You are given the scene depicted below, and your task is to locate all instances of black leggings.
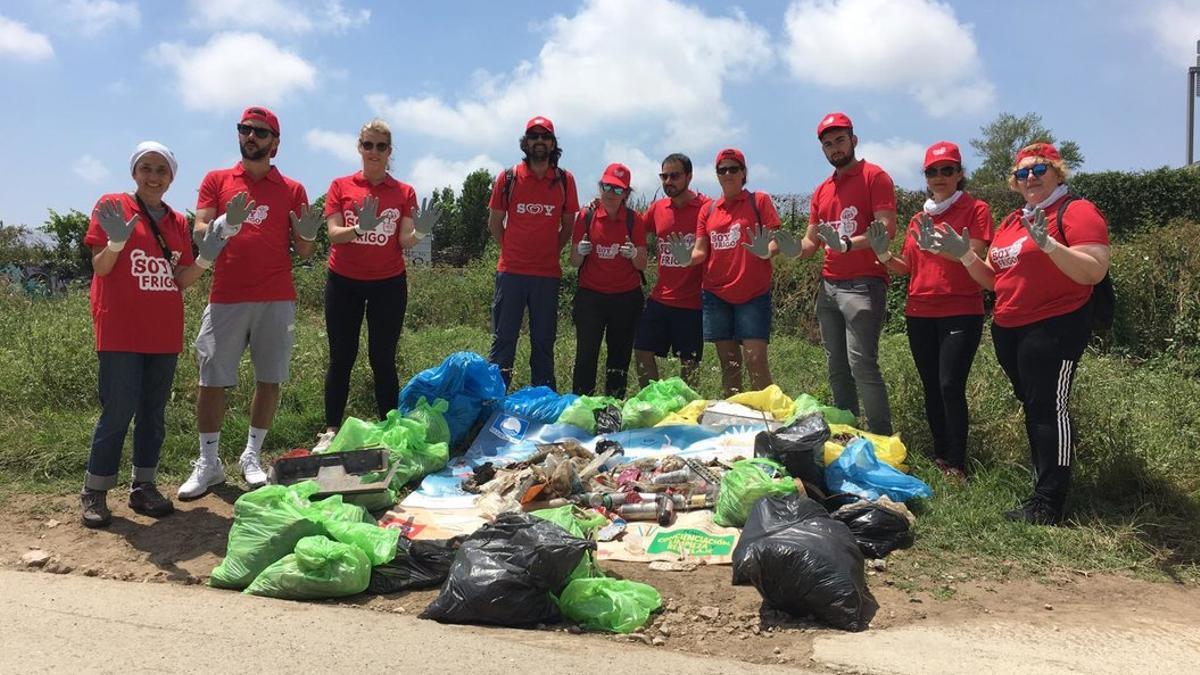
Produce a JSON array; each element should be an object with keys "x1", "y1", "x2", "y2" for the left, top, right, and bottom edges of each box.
[
  {"x1": 324, "y1": 270, "x2": 408, "y2": 426},
  {"x1": 906, "y1": 314, "x2": 983, "y2": 471},
  {"x1": 572, "y1": 287, "x2": 644, "y2": 398}
]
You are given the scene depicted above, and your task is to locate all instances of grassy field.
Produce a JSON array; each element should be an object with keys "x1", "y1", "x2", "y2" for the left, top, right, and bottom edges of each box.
[{"x1": 1, "y1": 262, "x2": 1198, "y2": 585}]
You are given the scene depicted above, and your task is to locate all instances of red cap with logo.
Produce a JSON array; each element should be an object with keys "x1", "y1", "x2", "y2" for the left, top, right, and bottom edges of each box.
[
  {"x1": 715, "y1": 147, "x2": 746, "y2": 168},
  {"x1": 601, "y1": 163, "x2": 631, "y2": 190},
  {"x1": 525, "y1": 115, "x2": 555, "y2": 135},
  {"x1": 241, "y1": 106, "x2": 280, "y2": 135},
  {"x1": 1015, "y1": 142, "x2": 1062, "y2": 165},
  {"x1": 924, "y1": 141, "x2": 962, "y2": 168},
  {"x1": 817, "y1": 112, "x2": 853, "y2": 138}
]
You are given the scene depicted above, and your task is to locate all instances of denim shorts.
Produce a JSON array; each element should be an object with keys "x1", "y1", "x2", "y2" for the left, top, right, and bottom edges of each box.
[{"x1": 702, "y1": 289, "x2": 772, "y2": 342}]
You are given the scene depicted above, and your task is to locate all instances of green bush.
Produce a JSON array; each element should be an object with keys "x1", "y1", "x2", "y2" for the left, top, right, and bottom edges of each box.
[
  {"x1": 1072, "y1": 166, "x2": 1200, "y2": 240},
  {"x1": 1106, "y1": 219, "x2": 1200, "y2": 360}
]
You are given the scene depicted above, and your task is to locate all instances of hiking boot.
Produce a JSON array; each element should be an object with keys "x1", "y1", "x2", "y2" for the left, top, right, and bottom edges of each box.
[
  {"x1": 81, "y1": 489, "x2": 112, "y2": 528},
  {"x1": 129, "y1": 482, "x2": 174, "y2": 518},
  {"x1": 177, "y1": 457, "x2": 225, "y2": 500},
  {"x1": 1026, "y1": 501, "x2": 1063, "y2": 526},
  {"x1": 313, "y1": 430, "x2": 336, "y2": 453},
  {"x1": 1003, "y1": 497, "x2": 1037, "y2": 523},
  {"x1": 239, "y1": 450, "x2": 268, "y2": 488}
]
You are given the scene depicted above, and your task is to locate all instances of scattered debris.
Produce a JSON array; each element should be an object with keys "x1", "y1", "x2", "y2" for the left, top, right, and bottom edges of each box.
[
  {"x1": 649, "y1": 560, "x2": 699, "y2": 573},
  {"x1": 698, "y1": 606, "x2": 721, "y2": 620},
  {"x1": 21, "y1": 549, "x2": 50, "y2": 568}
]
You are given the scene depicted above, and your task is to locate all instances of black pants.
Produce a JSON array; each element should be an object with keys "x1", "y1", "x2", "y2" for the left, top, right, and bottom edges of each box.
[
  {"x1": 572, "y1": 287, "x2": 644, "y2": 398},
  {"x1": 906, "y1": 314, "x2": 983, "y2": 472},
  {"x1": 489, "y1": 272, "x2": 560, "y2": 389},
  {"x1": 991, "y1": 303, "x2": 1091, "y2": 513},
  {"x1": 324, "y1": 270, "x2": 408, "y2": 426}
]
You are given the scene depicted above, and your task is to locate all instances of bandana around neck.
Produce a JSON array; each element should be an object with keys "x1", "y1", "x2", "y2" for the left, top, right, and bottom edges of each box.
[
  {"x1": 1023, "y1": 184, "x2": 1070, "y2": 217},
  {"x1": 923, "y1": 190, "x2": 962, "y2": 217}
]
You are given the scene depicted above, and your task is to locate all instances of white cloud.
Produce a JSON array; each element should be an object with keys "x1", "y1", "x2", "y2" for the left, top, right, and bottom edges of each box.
[
  {"x1": 857, "y1": 138, "x2": 926, "y2": 189},
  {"x1": 406, "y1": 154, "x2": 504, "y2": 199},
  {"x1": 152, "y1": 32, "x2": 317, "y2": 112},
  {"x1": 73, "y1": 155, "x2": 110, "y2": 183},
  {"x1": 781, "y1": 0, "x2": 994, "y2": 117},
  {"x1": 63, "y1": 1, "x2": 140, "y2": 36},
  {"x1": 599, "y1": 143, "x2": 665, "y2": 201},
  {"x1": 304, "y1": 129, "x2": 360, "y2": 164},
  {"x1": 0, "y1": 16, "x2": 54, "y2": 61},
  {"x1": 1140, "y1": 1, "x2": 1200, "y2": 65},
  {"x1": 187, "y1": 0, "x2": 368, "y2": 34},
  {"x1": 368, "y1": 0, "x2": 771, "y2": 149}
]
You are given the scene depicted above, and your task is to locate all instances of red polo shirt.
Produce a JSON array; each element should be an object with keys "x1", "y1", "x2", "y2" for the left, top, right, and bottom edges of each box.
[
  {"x1": 572, "y1": 204, "x2": 647, "y2": 294},
  {"x1": 644, "y1": 194, "x2": 709, "y2": 309},
  {"x1": 990, "y1": 195, "x2": 1109, "y2": 328},
  {"x1": 696, "y1": 190, "x2": 781, "y2": 304},
  {"x1": 488, "y1": 163, "x2": 580, "y2": 278},
  {"x1": 901, "y1": 194, "x2": 993, "y2": 318},
  {"x1": 85, "y1": 193, "x2": 195, "y2": 353},
  {"x1": 196, "y1": 163, "x2": 308, "y2": 303},
  {"x1": 324, "y1": 172, "x2": 416, "y2": 281},
  {"x1": 809, "y1": 160, "x2": 896, "y2": 281}
]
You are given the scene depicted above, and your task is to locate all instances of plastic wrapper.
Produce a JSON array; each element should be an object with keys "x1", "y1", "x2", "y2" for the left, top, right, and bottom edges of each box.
[
  {"x1": 398, "y1": 351, "x2": 507, "y2": 447},
  {"x1": 825, "y1": 438, "x2": 932, "y2": 502}
]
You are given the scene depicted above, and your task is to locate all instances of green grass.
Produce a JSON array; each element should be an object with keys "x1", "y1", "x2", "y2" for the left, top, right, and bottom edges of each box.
[{"x1": 1, "y1": 263, "x2": 1198, "y2": 586}]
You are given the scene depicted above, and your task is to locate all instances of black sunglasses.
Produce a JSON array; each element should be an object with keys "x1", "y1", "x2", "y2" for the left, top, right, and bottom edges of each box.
[
  {"x1": 659, "y1": 171, "x2": 684, "y2": 181},
  {"x1": 1013, "y1": 163, "x2": 1050, "y2": 181},
  {"x1": 600, "y1": 184, "x2": 628, "y2": 196},
  {"x1": 526, "y1": 132, "x2": 555, "y2": 141},
  {"x1": 360, "y1": 141, "x2": 390, "y2": 152},
  {"x1": 924, "y1": 165, "x2": 959, "y2": 178},
  {"x1": 716, "y1": 165, "x2": 743, "y2": 176},
  {"x1": 237, "y1": 124, "x2": 274, "y2": 140}
]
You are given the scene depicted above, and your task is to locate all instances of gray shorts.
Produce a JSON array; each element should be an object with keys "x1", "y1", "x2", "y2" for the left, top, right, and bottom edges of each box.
[{"x1": 195, "y1": 301, "x2": 296, "y2": 387}]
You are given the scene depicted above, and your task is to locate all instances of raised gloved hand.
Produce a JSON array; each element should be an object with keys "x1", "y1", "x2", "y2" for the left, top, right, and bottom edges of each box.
[
  {"x1": 1020, "y1": 207, "x2": 1056, "y2": 253},
  {"x1": 665, "y1": 233, "x2": 693, "y2": 266},
  {"x1": 866, "y1": 220, "x2": 892, "y2": 262},
  {"x1": 353, "y1": 195, "x2": 382, "y2": 235},
  {"x1": 816, "y1": 222, "x2": 849, "y2": 253},
  {"x1": 576, "y1": 233, "x2": 593, "y2": 256},
  {"x1": 619, "y1": 236, "x2": 636, "y2": 259},
  {"x1": 194, "y1": 219, "x2": 228, "y2": 270},
  {"x1": 913, "y1": 212, "x2": 937, "y2": 252},
  {"x1": 96, "y1": 199, "x2": 138, "y2": 252},
  {"x1": 290, "y1": 204, "x2": 323, "y2": 242},
  {"x1": 741, "y1": 225, "x2": 772, "y2": 259},
  {"x1": 221, "y1": 192, "x2": 254, "y2": 239},
  {"x1": 773, "y1": 229, "x2": 800, "y2": 258},
  {"x1": 413, "y1": 197, "x2": 441, "y2": 240},
  {"x1": 930, "y1": 225, "x2": 973, "y2": 263}
]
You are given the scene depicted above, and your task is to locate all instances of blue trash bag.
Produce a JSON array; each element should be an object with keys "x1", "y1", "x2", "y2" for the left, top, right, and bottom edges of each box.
[
  {"x1": 825, "y1": 438, "x2": 932, "y2": 502},
  {"x1": 495, "y1": 386, "x2": 579, "y2": 424},
  {"x1": 398, "y1": 352, "x2": 507, "y2": 448}
]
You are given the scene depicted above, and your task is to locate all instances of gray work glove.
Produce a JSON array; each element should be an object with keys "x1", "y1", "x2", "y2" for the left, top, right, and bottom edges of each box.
[
  {"x1": 619, "y1": 236, "x2": 636, "y2": 259},
  {"x1": 413, "y1": 197, "x2": 441, "y2": 240},
  {"x1": 1020, "y1": 207, "x2": 1056, "y2": 253},
  {"x1": 741, "y1": 225, "x2": 772, "y2": 259},
  {"x1": 913, "y1": 212, "x2": 937, "y2": 251},
  {"x1": 931, "y1": 225, "x2": 974, "y2": 263},
  {"x1": 353, "y1": 195, "x2": 382, "y2": 235},
  {"x1": 816, "y1": 221, "x2": 849, "y2": 253},
  {"x1": 773, "y1": 229, "x2": 800, "y2": 258},
  {"x1": 576, "y1": 233, "x2": 592, "y2": 256},
  {"x1": 665, "y1": 233, "x2": 692, "y2": 266},
  {"x1": 220, "y1": 192, "x2": 254, "y2": 239},
  {"x1": 290, "y1": 204, "x2": 323, "y2": 242},
  {"x1": 866, "y1": 220, "x2": 892, "y2": 262},
  {"x1": 96, "y1": 199, "x2": 138, "y2": 252},
  {"x1": 194, "y1": 220, "x2": 228, "y2": 270}
]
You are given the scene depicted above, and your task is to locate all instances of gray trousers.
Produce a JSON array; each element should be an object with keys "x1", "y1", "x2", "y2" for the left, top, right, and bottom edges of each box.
[{"x1": 816, "y1": 277, "x2": 892, "y2": 434}]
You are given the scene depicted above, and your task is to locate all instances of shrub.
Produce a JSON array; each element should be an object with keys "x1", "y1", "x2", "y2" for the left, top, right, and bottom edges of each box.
[{"x1": 1106, "y1": 219, "x2": 1200, "y2": 360}]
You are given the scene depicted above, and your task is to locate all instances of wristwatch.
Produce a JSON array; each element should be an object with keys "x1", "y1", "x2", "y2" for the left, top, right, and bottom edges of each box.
[{"x1": 841, "y1": 235, "x2": 852, "y2": 252}]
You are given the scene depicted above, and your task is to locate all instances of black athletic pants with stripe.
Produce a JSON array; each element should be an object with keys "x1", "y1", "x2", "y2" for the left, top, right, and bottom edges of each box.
[{"x1": 990, "y1": 302, "x2": 1091, "y2": 514}]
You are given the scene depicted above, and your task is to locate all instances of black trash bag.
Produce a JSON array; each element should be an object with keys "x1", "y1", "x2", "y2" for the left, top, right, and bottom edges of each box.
[
  {"x1": 732, "y1": 493, "x2": 878, "y2": 632},
  {"x1": 420, "y1": 512, "x2": 595, "y2": 626},
  {"x1": 831, "y1": 502, "x2": 914, "y2": 559},
  {"x1": 366, "y1": 536, "x2": 465, "y2": 595},
  {"x1": 754, "y1": 413, "x2": 830, "y2": 489},
  {"x1": 594, "y1": 405, "x2": 623, "y2": 435}
]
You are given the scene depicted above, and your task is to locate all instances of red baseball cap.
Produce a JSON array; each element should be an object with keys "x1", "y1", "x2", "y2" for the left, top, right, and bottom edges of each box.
[
  {"x1": 715, "y1": 147, "x2": 746, "y2": 168},
  {"x1": 924, "y1": 141, "x2": 962, "y2": 168},
  {"x1": 1015, "y1": 142, "x2": 1062, "y2": 165},
  {"x1": 241, "y1": 106, "x2": 280, "y2": 135},
  {"x1": 525, "y1": 115, "x2": 555, "y2": 135},
  {"x1": 817, "y1": 112, "x2": 852, "y2": 138},
  {"x1": 601, "y1": 163, "x2": 631, "y2": 189}
]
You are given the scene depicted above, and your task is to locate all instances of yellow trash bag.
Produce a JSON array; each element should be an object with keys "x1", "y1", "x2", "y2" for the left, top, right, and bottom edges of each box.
[
  {"x1": 823, "y1": 424, "x2": 909, "y2": 473},
  {"x1": 655, "y1": 399, "x2": 710, "y2": 426},
  {"x1": 726, "y1": 385, "x2": 794, "y2": 421}
]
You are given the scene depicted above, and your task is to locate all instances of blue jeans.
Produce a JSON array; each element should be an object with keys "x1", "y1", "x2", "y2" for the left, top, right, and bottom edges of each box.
[
  {"x1": 85, "y1": 352, "x2": 178, "y2": 490},
  {"x1": 489, "y1": 272, "x2": 560, "y2": 389}
]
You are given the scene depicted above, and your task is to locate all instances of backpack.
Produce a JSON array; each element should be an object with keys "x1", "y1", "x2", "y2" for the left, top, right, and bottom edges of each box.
[
  {"x1": 1054, "y1": 195, "x2": 1116, "y2": 332},
  {"x1": 502, "y1": 164, "x2": 568, "y2": 213},
  {"x1": 581, "y1": 205, "x2": 646, "y2": 286},
  {"x1": 706, "y1": 191, "x2": 762, "y2": 226}
]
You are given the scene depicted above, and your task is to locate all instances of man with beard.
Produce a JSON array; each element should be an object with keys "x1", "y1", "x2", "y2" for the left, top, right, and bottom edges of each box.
[
  {"x1": 486, "y1": 115, "x2": 580, "y2": 389},
  {"x1": 633, "y1": 153, "x2": 709, "y2": 389},
  {"x1": 795, "y1": 112, "x2": 898, "y2": 434},
  {"x1": 178, "y1": 106, "x2": 323, "y2": 499}
]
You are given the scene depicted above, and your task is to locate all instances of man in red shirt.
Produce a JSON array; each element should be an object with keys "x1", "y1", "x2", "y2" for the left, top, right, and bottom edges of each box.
[
  {"x1": 178, "y1": 106, "x2": 323, "y2": 500},
  {"x1": 797, "y1": 113, "x2": 898, "y2": 434},
  {"x1": 486, "y1": 116, "x2": 580, "y2": 389},
  {"x1": 633, "y1": 153, "x2": 708, "y2": 389}
]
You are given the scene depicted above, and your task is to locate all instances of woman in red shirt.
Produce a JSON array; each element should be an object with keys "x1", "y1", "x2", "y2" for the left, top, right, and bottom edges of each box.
[
  {"x1": 933, "y1": 142, "x2": 1111, "y2": 525},
  {"x1": 81, "y1": 141, "x2": 226, "y2": 527},
  {"x1": 568, "y1": 162, "x2": 648, "y2": 398},
  {"x1": 867, "y1": 142, "x2": 992, "y2": 482}
]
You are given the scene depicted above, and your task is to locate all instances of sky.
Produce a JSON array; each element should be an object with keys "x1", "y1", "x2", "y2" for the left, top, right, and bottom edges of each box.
[{"x1": 1, "y1": 0, "x2": 1198, "y2": 230}]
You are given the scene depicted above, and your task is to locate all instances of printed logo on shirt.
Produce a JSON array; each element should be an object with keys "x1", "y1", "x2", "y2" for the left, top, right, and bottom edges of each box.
[
  {"x1": 596, "y1": 243, "x2": 620, "y2": 259},
  {"x1": 244, "y1": 204, "x2": 269, "y2": 226},
  {"x1": 837, "y1": 205, "x2": 859, "y2": 237},
  {"x1": 658, "y1": 234, "x2": 696, "y2": 267},
  {"x1": 710, "y1": 223, "x2": 743, "y2": 251},
  {"x1": 129, "y1": 249, "x2": 180, "y2": 291},
  {"x1": 990, "y1": 236, "x2": 1028, "y2": 270},
  {"x1": 514, "y1": 202, "x2": 557, "y2": 216},
  {"x1": 344, "y1": 207, "x2": 401, "y2": 247}
]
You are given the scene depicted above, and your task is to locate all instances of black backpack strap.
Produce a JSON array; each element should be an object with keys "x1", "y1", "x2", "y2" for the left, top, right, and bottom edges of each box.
[
  {"x1": 749, "y1": 191, "x2": 762, "y2": 227},
  {"x1": 502, "y1": 166, "x2": 516, "y2": 211},
  {"x1": 1054, "y1": 193, "x2": 1079, "y2": 246},
  {"x1": 557, "y1": 167, "x2": 568, "y2": 209},
  {"x1": 132, "y1": 194, "x2": 175, "y2": 272}
]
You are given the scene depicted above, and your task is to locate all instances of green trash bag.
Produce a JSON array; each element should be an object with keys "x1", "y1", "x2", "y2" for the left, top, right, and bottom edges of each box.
[
  {"x1": 713, "y1": 458, "x2": 798, "y2": 528},
  {"x1": 532, "y1": 505, "x2": 608, "y2": 582},
  {"x1": 620, "y1": 378, "x2": 700, "y2": 429},
  {"x1": 309, "y1": 494, "x2": 399, "y2": 565},
  {"x1": 210, "y1": 481, "x2": 326, "y2": 590},
  {"x1": 405, "y1": 396, "x2": 451, "y2": 446},
  {"x1": 323, "y1": 410, "x2": 449, "y2": 493},
  {"x1": 244, "y1": 535, "x2": 371, "y2": 600},
  {"x1": 789, "y1": 393, "x2": 856, "y2": 427},
  {"x1": 558, "y1": 577, "x2": 662, "y2": 634},
  {"x1": 556, "y1": 395, "x2": 620, "y2": 434}
]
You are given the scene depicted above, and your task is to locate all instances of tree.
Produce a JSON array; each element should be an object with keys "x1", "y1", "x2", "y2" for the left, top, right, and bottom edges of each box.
[
  {"x1": 969, "y1": 113, "x2": 1084, "y2": 186},
  {"x1": 456, "y1": 169, "x2": 494, "y2": 261},
  {"x1": 42, "y1": 208, "x2": 92, "y2": 276}
]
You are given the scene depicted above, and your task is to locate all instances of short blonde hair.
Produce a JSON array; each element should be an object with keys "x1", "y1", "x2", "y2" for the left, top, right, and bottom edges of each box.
[{"x1": 1007, "y1": 143, "x2": 1069, "y2": 192}]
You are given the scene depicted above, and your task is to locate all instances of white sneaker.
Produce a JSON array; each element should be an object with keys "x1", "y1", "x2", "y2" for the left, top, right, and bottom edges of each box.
[
  {"x1": 177, "y1": 457, "x2": 225, "y2": 500},
  {"x1": 239, "y1": 450, "x2": 268, "y2": 488},
  {"x1": 313, "y1": 430, "x2": 336, "y2": 453}
]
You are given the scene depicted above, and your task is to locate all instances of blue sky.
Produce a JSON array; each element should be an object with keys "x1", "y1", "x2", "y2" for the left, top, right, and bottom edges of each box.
[{"x1": 1, "y1": 0, "x2": 1197, "y2": 230}]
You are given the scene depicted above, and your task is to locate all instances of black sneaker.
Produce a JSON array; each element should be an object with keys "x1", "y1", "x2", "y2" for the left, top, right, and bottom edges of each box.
[
  {"x1": 81, "y1": 489, "x2": 112, "y2": 528},
  {"x1": 1026, "y1": 501, "x2": 1063, "y2": 526},
  {"x1": 129, "y1": 482, "x2": 175, "y2": 518}
]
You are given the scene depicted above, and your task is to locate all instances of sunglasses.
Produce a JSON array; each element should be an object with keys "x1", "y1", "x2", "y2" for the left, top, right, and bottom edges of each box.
[
  {"x1": 924, "y1": 165, "x2": 959, "y2": 178},
  {"x1": 526, "y1": 132, "x2": 555, "y2": 141},
  {"x1": 236, "y1": 124, "x2": 274, "y2": 140},
  {"x1": 1013, "y1": 163, "x2": 1050, "y2": 181},
  {"x1": 360, "y1": 141, "x2": 390, "y2": 152},
  {"x1": 600, "y1": 184, "x2": 628, "y2": 196},
  {"x1": 659, "y1": 171, "x2": 684, "y2": 181},
  {"x1": 716, "y1": 165, "x2": 744, "y2": 176}
]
